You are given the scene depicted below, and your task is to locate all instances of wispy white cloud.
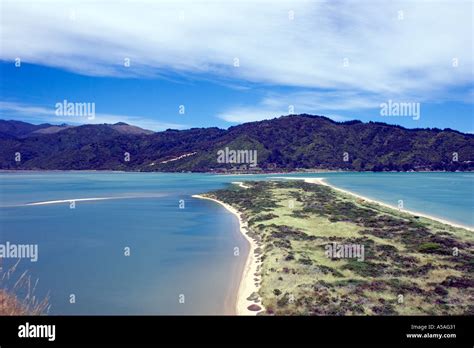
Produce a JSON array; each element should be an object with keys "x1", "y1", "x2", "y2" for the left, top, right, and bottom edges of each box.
[
  {"x1": 217, "y1": 90, "x2": 382, "y2": 122},
  {"x1": 0, "y1": 101, "x2": 188, "y2": 131},
  {"x1": 1, "y1": 0, "x2": 472, "y2": 124}
]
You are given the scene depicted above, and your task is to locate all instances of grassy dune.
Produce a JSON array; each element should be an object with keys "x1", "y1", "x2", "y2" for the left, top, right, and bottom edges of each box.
[{"x1": 203, "y1": 180, "x2": 474, "y2": 315}]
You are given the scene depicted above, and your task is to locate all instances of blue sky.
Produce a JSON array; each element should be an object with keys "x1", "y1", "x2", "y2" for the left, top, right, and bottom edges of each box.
[{"x1": 0, "y1": 0, "x2": 473, "y2": 132}]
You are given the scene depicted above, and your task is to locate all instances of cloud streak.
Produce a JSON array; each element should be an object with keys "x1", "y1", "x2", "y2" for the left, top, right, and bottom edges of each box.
[
  {"x1": 218, "y1": 90, "x2": 392, "y2": 122},
  {"x1": 0, "y1": 101, "x2": 188, "y2": 131},
  {"x1": 1, "y1": 0, "x2": 472, "y2": 124}
]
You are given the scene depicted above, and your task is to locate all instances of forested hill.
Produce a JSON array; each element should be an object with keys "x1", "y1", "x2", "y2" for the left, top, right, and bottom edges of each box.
[{"x1": 0, "y1": 115, "x2": 472, "y2": 172}]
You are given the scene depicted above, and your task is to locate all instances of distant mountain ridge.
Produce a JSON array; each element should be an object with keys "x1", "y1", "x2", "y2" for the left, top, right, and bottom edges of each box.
[
  {"x1": 0, "y1": 115, "x2": 472, "y2": 172},
  {"x1": 0, "y1": 120, "x2": 153, "y2": 138},
  {"x1": 0, "y1": 120, "x2": 61, "y2": 138}
]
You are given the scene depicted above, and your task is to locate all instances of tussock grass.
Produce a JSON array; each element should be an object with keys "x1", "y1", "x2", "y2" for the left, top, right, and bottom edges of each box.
[
  {"x1": 205, "y1": 180, "x2": 474, "y2": 315},
  {"x1": 0, "y1": 260, "x2": 50, "y2": 315}
]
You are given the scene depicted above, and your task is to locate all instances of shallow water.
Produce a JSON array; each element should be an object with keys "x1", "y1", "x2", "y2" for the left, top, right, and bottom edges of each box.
[{"x1": 0, "y1": 171, "x2": 472, "y2": 314}]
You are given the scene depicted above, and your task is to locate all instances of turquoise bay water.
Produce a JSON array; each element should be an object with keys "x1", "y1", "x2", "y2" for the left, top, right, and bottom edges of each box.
[
  {"x1": 0, "y1": 172, "x2": 472, "y2": 314},
  {"x1": 280, "y1": 172, "x2": 474, "y2": 227}
]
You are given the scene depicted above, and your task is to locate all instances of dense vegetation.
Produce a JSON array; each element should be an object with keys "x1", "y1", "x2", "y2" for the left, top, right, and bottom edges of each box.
[
  {"x1": 205, "y1": 181, "x2": 474, "y2": 315},
  {"x1": 0, "y1": 115, "x2": 473, "y2": 171}
]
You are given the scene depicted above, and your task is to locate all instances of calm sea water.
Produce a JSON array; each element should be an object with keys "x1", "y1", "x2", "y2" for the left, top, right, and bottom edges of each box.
[
  {"x1": 0, "y1": 172, "x2": 472, "y2": 314},
  {"x1": 277, "y1": 172, "x2": 474, "y2": 227}
]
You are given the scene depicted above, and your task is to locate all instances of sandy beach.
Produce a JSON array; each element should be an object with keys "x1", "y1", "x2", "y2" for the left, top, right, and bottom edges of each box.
[
  {"x1": 192, "y1": 194, "x2": 264, "y2": 315},
  {"x1": 279, "y1": 177, "x2": 474, "y2": 231},
  {"x1": 231, "y1": 181, "x2": 250, "y2": 189},
  {"x1": 194, "y1": 176, "x2": 472, "y2": 315}
]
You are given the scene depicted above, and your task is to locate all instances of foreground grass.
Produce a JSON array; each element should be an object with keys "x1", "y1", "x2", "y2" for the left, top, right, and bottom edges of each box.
[
  {"x1": 204, "y1": 180, "x2": 474, "y2": 315},
  {"x1": 0, "y1": 261, "x2": 50, "y2": 315}
]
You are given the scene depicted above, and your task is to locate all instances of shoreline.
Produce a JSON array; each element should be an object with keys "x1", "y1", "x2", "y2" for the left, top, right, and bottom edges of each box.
[
  {"x1": 279, "y1": 177, "x2": 473, "y2": 232},
  {"x1": 2, "y1": 169, "x2": 473, "y2": 174},
  {"x1": 231, "y1": 181, "x2": 250, "y2": 189},
  {"x1": 192, "y1": 194, "x2": 264, "y2": 315}
]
